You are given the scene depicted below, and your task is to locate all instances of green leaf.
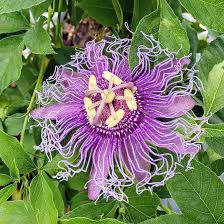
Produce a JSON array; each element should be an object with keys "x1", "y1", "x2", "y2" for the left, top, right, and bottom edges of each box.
[
  {"x1": 43, "y1": 172, "x2": 65, "y2": 217},
  {"x1": 211, "y1": 159, "x2": 224, "y2": 176},
  {"x1": 167, "y1": 160, "x2": 224, "y2": 224},
  {"x1": 67, "y1": 172, "x2": 89, "y2": 191},
  {"x1": 10, "y1": 159, "x2": 20, "y2": 181},
  {"x1": 124, "y1": 187, "x2": 160, "y2": 223},
  {"x1": 0, "y1": 201, "x2": 38, "y2": 224},
  {"x1": 0, "y1": 35, "x2": 24, "y2": 94},
  {"x1": 30, "y1": 172, "x2": 58, "y2": 224},
  {"x1": 205, "y1": 137, "x2": 224, "y2": 157},
  {"x1": 42, "y1": 153, "x2": 64, "y2": 173},
  {"x1": 0, "y1": 0, "x2": 47, "y2": 14},
  {"x1": 198, "y1": 35, "x2": 224, "y2": 114},
  {"x1": 0, "y1": 130, "x2": 35, "y2": 174},
  {"x1": 60, "y1": 217, "x2": 123, "y2": 224},
  {"x1": 179, "y1": 0, "x2": 224, "y2": 32},
  {"x1": 112, "y1": 0, "x2": 123, "y2": 29},
  {"x1": 202, "y1": 61, "x2": 224, "y2": 115},
  {"x1": 0, "y1": 182, "x2": 17, "y2": 206},
  {"x1": 199, "y1": 36, "x2": 224, "y2": 81},
  {"x1": 139, "y1": 214, "x2": 192, "y2": 224},
  {"x1": 4, "y1": 113, "x2": 25, "y2": 136},
  {"x1": 71, "y1": 191, "x2": 89, "y2": 210},
  {"x1": 31, "y1": 0, "x2": 52, "y2": 21},
  {"x1": 203, "y1": 123, "x2": 224, "y2": 137},
  {"x1": 62, "y1": 192, "x2": 118, "y2": 220},
  {"x1": 24, "y1": 18, "x2": 55, "y2": 54},
  {"x1": 129, "y1": 0, "x2": 189, "y2": 69},
  {"x1": 0, "y1": 12, "x2": 29, "y2": 34},
  {"x1": 79, "y1": 0, "x2": 119, "y2": 27},
  {"x1": 131, "y1": 0, "x2": 152, "y2": 30},
  {"x1": 0, "y1": 174, "x2": 13, "y2": 187}
]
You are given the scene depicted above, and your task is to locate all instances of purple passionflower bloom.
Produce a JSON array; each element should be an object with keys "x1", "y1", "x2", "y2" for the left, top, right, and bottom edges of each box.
[{"x1": 30, "y1": 34, "x2": 203, "y2": 202}]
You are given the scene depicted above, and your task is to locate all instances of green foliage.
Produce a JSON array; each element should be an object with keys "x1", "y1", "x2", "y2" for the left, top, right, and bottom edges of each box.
[
  {"x1": 179, "y1": 0, "x2": 224, "y2": 32},
  {"x1": 24, "y1": 17, "x2": 55, "y2": 54},
  {"x1": 123, "y1": 187, "x2": 160, "y2": 223},
  {"x1": 30, "y1": 172, "x2": 58, "y2": 224},
  {"x1": 0, "y1": 0, "x2": 47, "y2": 14},
  {"x1": 167, "y1": 160, "x2": 224, "y2": 224},
  {"x1": 0, "y1": 130, "x2": 35, "y2": 174},
  {"x1": 60, "y1": 217, "x2": 124, "y2": 224},
  {"x1": 0, "y1": 35, "x2": 24, "y2": 94},
  {"x1": 112, "y1": 0, "x2": 123, "y2": 29},
  {"x1": 129, "y1": 0, "x2": 189, "y2": 69},
  {"x1": 0, "y1": 12, "x2": 29, "y2": 34},
  {"x1": 0, "y1": 174, "x2": 13, "y2": 186},
  {"x1": 139, "y1": 214, "x2": 192, "y2": 224},
  {"x1": 0, "y1": 201, "x2": 38, "y2": 224},
  {"x1": 0, "y1": 182, "x2": 17, "y2": 205},
  {"x1": 131, "y1": 0, "x2": 153, "y2": 31},
  {"x1": 199, "y1": 36, "x2": 224, "y2": 115},
  {"x1": 202, "y1": 61, "x2": 224, "y2": 115},
  {"x1": 62, "y1": 191, "x2": 118, "y2": 220}
]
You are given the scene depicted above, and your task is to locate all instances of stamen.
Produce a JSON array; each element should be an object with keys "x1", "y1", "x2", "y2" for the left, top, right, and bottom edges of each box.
[
  {"x1": 106, "y1": 109, "x2": 125, "y2": 128},
  {"x1": 102, "y1": 71, "x2": 122, "y2": 85},
  {"x1": 124, "y1": 89, "x2": 137, "y2": 111},
  {"x1": 84, "y1": 97, "x2": 96, "y2": 122},
  {"x1": 88, "y1": 75, "x2": 99, "y2": 91},
  {"x1": 101, "y1": 90, "x2": 115, "y2": 103}
]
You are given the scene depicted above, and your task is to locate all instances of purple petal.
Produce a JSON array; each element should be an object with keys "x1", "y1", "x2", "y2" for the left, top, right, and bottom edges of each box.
[
  {"x1": 142, "y1": 117, "x2": 196, "y2": 154},
  {"x1": 88, "y1": 140, "x2": 110, "y2": 200},
  {"x1": 30, "y1": 103, "x2": 81, "y2": 120},
  {"x1": 155, "y1": 96, "x2": 195, "y2": 118}
]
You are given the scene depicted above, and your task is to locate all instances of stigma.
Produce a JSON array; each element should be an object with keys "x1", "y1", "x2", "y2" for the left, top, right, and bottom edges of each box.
[{"x1": 84, "y1": 71, "x2": 138, "y2": 128}]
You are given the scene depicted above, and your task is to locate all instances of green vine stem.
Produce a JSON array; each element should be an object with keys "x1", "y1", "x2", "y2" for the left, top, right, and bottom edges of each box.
[{"x1": 20, "y1": 57, "x2": 49, "y2": 146}]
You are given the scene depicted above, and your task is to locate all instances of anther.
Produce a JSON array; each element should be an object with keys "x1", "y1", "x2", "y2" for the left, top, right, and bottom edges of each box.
[
  {"x1": 102, "y1": 71, "x2": 122, "y2": 85},
  {"x1": 106, "y1": 109, "x2": 125, "y2": 128},
  {"x1": 124, "y1": 89, "x2": 137, "y2": 111},
  {"x1": 88, "y1": 75, "x2": 99, "y2": 91},
  {"x1": 84, "y1": 97, "x2": 96, "y2": 122}
]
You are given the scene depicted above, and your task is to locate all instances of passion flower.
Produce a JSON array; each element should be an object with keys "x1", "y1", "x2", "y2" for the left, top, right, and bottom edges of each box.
[{"x1": 30, "y1": 34, "x2": 202, "y2": 202}]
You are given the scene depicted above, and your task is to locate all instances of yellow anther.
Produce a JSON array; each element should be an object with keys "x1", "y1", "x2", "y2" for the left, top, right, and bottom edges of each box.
[
  {"x1": 88, "y1": 75, "x2": 99, "y2": 91},
  {"x1": 106, "y1": 109, "x2": 125, "y2": 128},
  {"x1": 102, "y1": 71, "x2": 122, "y2": 85},
  {"x1": 101, "y1": 90, "x2": 115, "y2": 103},
  {"x1": 84, "y1": 97, "x2": 96, "y2": 122},
  {"x1": 124, "y1": 89, "x2": 137, "y2": 111}
]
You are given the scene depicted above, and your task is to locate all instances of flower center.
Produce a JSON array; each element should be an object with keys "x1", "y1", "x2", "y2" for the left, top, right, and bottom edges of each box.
[{"x1": 84, "y1": 71, "x2": 138, "y2": 128}]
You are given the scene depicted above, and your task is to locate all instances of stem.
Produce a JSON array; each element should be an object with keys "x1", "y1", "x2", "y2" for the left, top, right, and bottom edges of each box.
[
  {"x1": 160, "y1": 201, "x2": 173, "y2": 214},
  {"x1": 55, "y1": 0, "x2": 63, "y2": 47},
  {"x1": 20, "y1": 57, "x2": 49, "y2": 146}
]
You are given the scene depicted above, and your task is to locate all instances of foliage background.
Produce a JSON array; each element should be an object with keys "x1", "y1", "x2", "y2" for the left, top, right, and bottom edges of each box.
[{"x1": 0, "y1": 0, "x2": 224, "y2": 223}]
